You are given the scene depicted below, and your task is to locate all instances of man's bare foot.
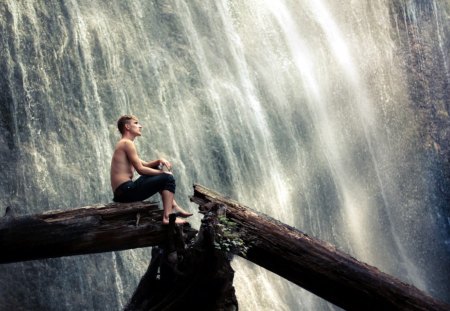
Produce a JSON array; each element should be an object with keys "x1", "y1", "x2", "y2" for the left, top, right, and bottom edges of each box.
[
  {"x1": 172, "y1": 204, "x2": 193, "y2": 218},
  {"x1": 162, "y1": 217, "x2": 188, "y2": 225},
  {"x1": 175, "y1": 218, "x2": 187, "y2": 224}
]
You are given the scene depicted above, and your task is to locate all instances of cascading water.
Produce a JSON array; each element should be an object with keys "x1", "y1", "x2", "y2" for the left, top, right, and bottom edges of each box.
[{"x1": 0, "y1": 0, "x2": 449, "y2": 310}]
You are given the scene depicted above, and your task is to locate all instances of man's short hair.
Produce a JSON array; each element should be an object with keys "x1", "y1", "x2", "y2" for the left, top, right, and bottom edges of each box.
[{"x1": 117, "y1": 115, "x2": 138, "y2": 135}]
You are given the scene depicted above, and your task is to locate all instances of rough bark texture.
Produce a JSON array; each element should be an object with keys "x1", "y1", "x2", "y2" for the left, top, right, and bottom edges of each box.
[
  {"x1": 0, "y1": 201, "x2": 175, "y2": 263},
  {"x1": 191, "y1": 184, "x2": 450, "y2": 311}
]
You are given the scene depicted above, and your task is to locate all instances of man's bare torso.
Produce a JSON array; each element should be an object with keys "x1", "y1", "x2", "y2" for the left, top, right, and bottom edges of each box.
[{"x1": 110, "y1": 139, "x2": 134, "y2": 192}]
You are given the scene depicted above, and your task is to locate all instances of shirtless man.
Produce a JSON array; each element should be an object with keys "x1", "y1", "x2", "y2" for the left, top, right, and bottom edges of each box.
[{"x1": 110, "y1": 114, "x2": 192, "y2": 224}]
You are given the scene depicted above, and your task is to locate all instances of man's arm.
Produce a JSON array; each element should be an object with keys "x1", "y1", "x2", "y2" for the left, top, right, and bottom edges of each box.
[
  {"x1": 141, "y1": 159, "x2": 161, "y2": 169},
  {"x1": 123, "y1": 141, "x2": 170, "y2": 176},
  {"x1": 141, "y1": 158, "x2": 172, "y2": 171}
]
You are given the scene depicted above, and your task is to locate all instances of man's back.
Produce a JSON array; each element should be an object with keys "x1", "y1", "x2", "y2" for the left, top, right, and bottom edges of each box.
[{"x1": 110, "y1": 139, "x2": 134, "y2": 192}]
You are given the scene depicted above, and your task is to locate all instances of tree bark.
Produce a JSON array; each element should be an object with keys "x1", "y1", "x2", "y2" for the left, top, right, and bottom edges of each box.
[
  {"x1": 190, "y1": 184, "x2": 450, "y2": 311},
  {"x1": 0, "y1": 201, "x2": 188, "y2": 263}
]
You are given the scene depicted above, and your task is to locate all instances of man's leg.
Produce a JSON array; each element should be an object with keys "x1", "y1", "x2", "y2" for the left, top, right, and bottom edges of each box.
[
  {"x1": 130, "y1": 174, "x2": 176, "y2": 201},
  {"x1": 161, "y1": 190, "x2": 186, "y2": 224},
  {"x1": 172, "y1": 199, "x2": 193, "y2": 217},
  {"x1": 132, "y1": 175, "x2": 189, "y2": 223}
]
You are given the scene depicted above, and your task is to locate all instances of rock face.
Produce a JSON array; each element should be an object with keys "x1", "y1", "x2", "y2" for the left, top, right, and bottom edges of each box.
[
  {"x1": 396, "y1": 2, "x2": 450, "y2": 259},
  {"x1": 390, "y1": 1, "x2": 450, "y2": 162},
  {"x1": 388, "y1": 3, "x2": 450, "y2": 301}
]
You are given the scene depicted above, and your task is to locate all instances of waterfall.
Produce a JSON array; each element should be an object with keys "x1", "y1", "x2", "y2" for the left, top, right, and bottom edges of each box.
[{"x1": 0, "y1": 0, "x2": 449, "y2": 310}]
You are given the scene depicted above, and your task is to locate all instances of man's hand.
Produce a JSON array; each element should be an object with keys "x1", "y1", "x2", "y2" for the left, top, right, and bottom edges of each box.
[{"x1": 160, "y1": 158, "x2": 172, "y2": 171}]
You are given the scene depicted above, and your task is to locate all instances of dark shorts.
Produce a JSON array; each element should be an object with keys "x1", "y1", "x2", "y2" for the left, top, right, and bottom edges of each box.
[{"x1": 113, "y1": 174, "x2": 176, "y2": 203}]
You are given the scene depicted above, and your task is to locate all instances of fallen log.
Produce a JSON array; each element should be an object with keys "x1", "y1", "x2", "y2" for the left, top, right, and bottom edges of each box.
[
  {"x1": 0, "y1": 201, "x2": 191, "y2": 263},
  {"x1": 191, "y1": 184, "x2": 450, "y2": 311}
]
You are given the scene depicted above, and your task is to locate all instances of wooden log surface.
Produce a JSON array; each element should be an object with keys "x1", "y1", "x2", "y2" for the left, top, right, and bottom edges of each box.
[
  {"x1": 191, "y1": 184, "x2": 450, "y2": 311},
  {"x1": 0, "y1": 201, "x2": 173, "y2": 263}
]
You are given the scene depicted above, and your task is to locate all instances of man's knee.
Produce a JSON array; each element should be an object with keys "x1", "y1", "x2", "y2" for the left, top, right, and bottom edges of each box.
[{"x1": 162, "y1": 174, "x2": 176, "y2": 193}]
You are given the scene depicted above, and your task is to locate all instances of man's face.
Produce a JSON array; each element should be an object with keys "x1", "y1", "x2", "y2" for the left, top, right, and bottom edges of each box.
[{"x1": 127, "y1": 119, "x2": 142, "y2": 136}]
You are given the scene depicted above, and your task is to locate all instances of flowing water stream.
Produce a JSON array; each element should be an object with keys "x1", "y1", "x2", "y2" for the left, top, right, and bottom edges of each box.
[{"x1": 0, "y1": 1, "x2": 449, "y2": 310}]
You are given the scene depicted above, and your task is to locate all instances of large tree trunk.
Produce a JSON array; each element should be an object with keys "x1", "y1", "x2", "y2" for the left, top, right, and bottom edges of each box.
[
  {"x1": 125, "y1": 210, "x2": 238, "y2": 311},
  {"x1": 0, "y1": 201, "x2": 195, "y2": 263},
  {"x1": 190, "y1": 184, "x2": 450, "y2": 311}
]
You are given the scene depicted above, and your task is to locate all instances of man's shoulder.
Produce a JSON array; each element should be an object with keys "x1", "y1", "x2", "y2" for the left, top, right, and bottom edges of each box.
[
  {"x1": 115, "y1": 139, "x2": 135, "y2": 153},
  {"x1": 116, "y1": 138, "x2": 134, "y2": 147}
]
